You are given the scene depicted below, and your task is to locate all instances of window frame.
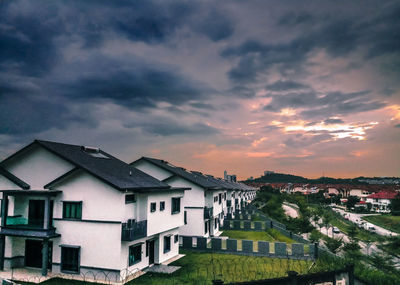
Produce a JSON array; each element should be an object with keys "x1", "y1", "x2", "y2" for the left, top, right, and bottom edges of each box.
[
  {"x1": 125, "y1": 194, "x2": 136, "y2": 204},
  {"x1": 160, "y1": 201, "x2": 165, "y2": 211},
  {"x1": 184, "y1": 211, "x2": 187, "y2": 225},
  {"x1": 60, "y1": 245, "x2": 80, "y2": 274},
  {"x1": 129, "y1": 244, "x2": 142, "y2": 266},
  {"x1": 171, "y1": 197, "x2": 181, "y2": 214},
  {"x1": 163, "y1": 236, "x2": 171, "y2": 253},
  {"x1": 174, "y1": 234, "x2": 179, "y2": 243},
  {"x1": 150, "y1": 202, "x2": 156, "y2": 213},
  {"x1": 62, "y1": 201, "x2": 82, "y2": 220}
]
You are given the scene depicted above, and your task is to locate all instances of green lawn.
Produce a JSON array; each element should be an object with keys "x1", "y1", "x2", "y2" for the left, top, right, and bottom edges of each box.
[
  {"x1": 221, "y1": 229, "x2": 295, "y2": 243},
  {"x1": 362, "y1": 215, "x2": 400, "y2": 234},
  {"x1": 129, "y1": 251, "x2": 337, "y2": 285}
]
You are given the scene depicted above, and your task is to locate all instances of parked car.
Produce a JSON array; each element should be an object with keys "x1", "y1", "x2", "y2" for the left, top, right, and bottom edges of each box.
[
  {"x1": 333, "y1": 227, "x2": 340, "y2": 234},
  {"x1": 368, "y1": 226, "x2": 376, "y2": 232}
]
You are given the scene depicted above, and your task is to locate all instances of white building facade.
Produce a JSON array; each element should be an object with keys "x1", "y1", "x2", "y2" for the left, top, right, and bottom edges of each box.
[{"x1": 0, "y1": 140, "x2": 188, "y2": 281}]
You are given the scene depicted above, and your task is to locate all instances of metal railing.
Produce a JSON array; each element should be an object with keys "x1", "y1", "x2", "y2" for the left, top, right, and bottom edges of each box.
[{"x1": 121, "y1": 220, "x2": 147, "y2": 241}]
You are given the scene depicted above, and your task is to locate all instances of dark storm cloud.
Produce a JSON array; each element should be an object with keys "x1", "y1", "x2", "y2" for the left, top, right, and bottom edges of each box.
[
  {"x1": 189, "y1": 102, "x2": 218, "y2": 111},
  {"x1": 60, "y1": 67, "x2": 205, "y2": 109},
  {"x1": 222, "y1": 1, "x2": 400, "y2": 83},
  {"x1": 264, "y1": 90, "x2": 386, "y2": 118},
  {"x1": 265, "y1": 80, "x2": 309, "y2": 91},
  {"x1": 324, "y1": 118, "x2": 344, "y2": 124},
  {"x1": 284, "y1": 134, "x2": 332, "y2": 148},
  {"x1": 0, "y1": 1, "x2": 63, "y2": 76},
  {"x1": 124, "y1": 119, "x2": 220, "y2": 136},
  {"x1": 395, "y1": 124, "x2": 400, "y2": 128}
]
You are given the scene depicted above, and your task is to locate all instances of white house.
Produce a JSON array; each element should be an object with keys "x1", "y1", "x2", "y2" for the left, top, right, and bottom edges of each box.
[
  {"x1": 131, "y1": 158, "x2": 228, "y2": 237},
  {"x1": 0, "y1": 140, "x2": 189, "y2": 281},
  {"x1": 365, "y1": 190, "x2": 397, "y2": 213}
]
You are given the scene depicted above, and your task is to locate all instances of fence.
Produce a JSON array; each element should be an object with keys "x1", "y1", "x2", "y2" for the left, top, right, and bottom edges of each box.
[
  {"x1": 180, "y1": 236, "x2": 317, "y2": 260},
  {"x1": 224, "y1": 209, "x2": 309, "y2": 245}
]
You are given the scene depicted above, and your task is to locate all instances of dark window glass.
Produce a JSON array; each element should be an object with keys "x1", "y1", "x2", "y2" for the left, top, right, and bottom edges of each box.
[
  {"x1": 219, "y1": 194, "x2": 222, "y2": 204},
  {"x1": 215, "y1": 218, "x2": 218, "y2": 229},
  {"x1": 125, "y1": 194, "x2": 136, "y2": 204},
  {"x1": 164, "y1": 236, "x2": 171, "y2": 253},
  {"x1": 61, "y1": 247, "x2": 80, "y2": 273},
  {"x1": 160, "y1": 201, "x2": 165, "y2": 211},
  {"x1": 204, "y1": 221, "x2": 208, "y2": 234},
  {"x1": 171, "y1": 198, "x2": 180, "y2": 214},
  {"x1": 63, "y1": 202, "x2": 82, "y2": 219},
  {"x1": 174, "y1": 235, "x2": 179, "y2": 243},
  {"x1": 184, "y1": 211, "x2": 187, "y2": 225},
  {"x1": 150, "y1": 202, "x2": 156, "y2": 212},
  {"x1": 129, "y1": 244, "x2": 142, "y2": 266}
]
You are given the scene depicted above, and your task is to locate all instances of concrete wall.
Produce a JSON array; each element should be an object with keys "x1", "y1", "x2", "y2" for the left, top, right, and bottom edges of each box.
[
  {"x1": 2, "y1": 145, "x2": 74, "y2": 190},
  {"x1": 132, "y1": 160, "x2": 172, "y2": 182}
]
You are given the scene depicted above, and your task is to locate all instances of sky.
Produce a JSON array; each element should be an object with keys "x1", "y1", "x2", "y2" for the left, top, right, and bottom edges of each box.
[{"x1": 0, "y1": 0, "x2": 399, "y2": 180}]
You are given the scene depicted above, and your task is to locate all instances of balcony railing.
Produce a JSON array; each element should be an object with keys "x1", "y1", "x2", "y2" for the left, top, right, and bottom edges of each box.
[
  {"x1": 204, "y1": 207, "x2": 213, "y2": 220},
  {"x1": 0, "y1": 215, "x2": 58, "y2": 238},
  {"x1": 121, "y1": 220, "x2": 147, "y2": 241}
]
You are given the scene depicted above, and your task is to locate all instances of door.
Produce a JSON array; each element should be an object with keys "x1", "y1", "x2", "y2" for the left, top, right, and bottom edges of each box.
[
  {"x1": 28, "y1": 200, "x2": 45, "y2": 227},
  {"x1": 149, "y1": 240, "x2": 155, "y2": 265},
  {"x1": 25, "y1": 240, "x2": 52, "y2": 269}
]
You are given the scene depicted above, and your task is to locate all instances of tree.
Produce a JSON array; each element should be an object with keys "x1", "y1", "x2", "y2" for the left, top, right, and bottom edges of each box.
[
  {"x1": 346, "y1": 195, "x2": 360, "y2": 210},
  {"x1": 389, "y1": 193, "x2": 400, "y2": 215},
  {"x1": 322, "y1": 213, "x2": 332, "y2": 236},
  {"x1": 368, "y1": 253, "x2": 397, "y2": 275},
  {"x1": 309, "y1": 229, "x2": 323, "y2": 244},
  {"x1": 343, "y1": 224, "x2": 361, "y2": 259},
  {"x1": 324, "y1": 236, "x2": 343, "y2": 254}
]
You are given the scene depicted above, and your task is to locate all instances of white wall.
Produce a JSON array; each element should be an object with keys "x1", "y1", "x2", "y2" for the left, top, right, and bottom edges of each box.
[
  {"x1": 165, "y1": 176, "x2": 203, "y2": 207},
  {"x1": 146, "y1": 190, "x2": 184, "y2": 236},
  {"x1": 132, "y1": 160, "x2": 173, "y2": 181},
  {"x1": 0, "y1": 175, "x2": 21, "y2": 190},
  {"x1": 53, "y1": 221, "x2": 122, "y2": 270},
  {"x1": 179, "y1": 209, "x2": 204, "y2": 237},
  {"x1": 2, "y1": 145, "x2": 74, "y2": 190},
  {"x1": 53, "y1": 171, "x2": 125, "y2": 221}
]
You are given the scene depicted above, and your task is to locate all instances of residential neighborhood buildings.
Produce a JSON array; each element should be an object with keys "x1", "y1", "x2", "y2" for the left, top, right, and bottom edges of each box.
[{"x1": 0, "y1": 140, "x2": 189, "y2": 280}]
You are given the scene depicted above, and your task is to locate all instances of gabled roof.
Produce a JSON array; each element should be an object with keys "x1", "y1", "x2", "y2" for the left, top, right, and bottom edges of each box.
[
  {"x1": 0, "y1": 166, "x2": 30, "y2": 189},
  {"x1": 133, "y1": 157, "x2": 221, "y2": 190},
  {"x1": 366, "y1": 190, "x2": 398, "y2": 200},
  {"x1": 2, "y1": 140, "x2": 170, "y2": 191}
]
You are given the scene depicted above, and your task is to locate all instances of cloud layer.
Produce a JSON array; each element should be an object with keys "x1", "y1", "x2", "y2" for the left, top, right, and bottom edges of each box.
[{"x1": 0, "y1": 0, "x2": 399, "y2": 178}]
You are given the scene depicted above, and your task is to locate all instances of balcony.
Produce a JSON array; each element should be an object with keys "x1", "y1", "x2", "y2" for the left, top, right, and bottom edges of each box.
[
  {"x1": 121, "y1": 220, "x2": 147, "y2": 241},
  {"x1": 204, "y1": 207, "x2": 213, "y2": 220}
]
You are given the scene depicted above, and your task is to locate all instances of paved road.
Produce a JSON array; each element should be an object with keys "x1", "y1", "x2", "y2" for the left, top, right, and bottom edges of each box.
[
  {"x1": 282, "y1": 203, "x2": 299, "y2": 218},
  {"x1": 331, "y1": 207, "x2": 397, "y2": 237}
]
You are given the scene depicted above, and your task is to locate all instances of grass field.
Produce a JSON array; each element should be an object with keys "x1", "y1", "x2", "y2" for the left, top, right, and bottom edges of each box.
[
  {"x1": 362, "y1": 215, "x2": 400, "y2": 234},
  {"x1": 129, "y1": 251, "x2": 336, "y2": 285}
]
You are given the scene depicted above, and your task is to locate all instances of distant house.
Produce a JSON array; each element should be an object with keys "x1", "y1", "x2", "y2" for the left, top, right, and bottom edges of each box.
[
  {"x1": 0, "y1": 140, "x2": 188, "y2": 281},
  {"x1": 131, "y1": 158, "x2": 256, "y2": 238},
  {"x1": 365, "y1": 190, "x2": 398, "y2": 213}
]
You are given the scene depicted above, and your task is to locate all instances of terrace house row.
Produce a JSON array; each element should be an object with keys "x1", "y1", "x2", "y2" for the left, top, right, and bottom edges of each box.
[
  {"x1": 131, "y1": 158, "x2": 257, "y2": 238},
  {"x1": 0, "y1": 140, "x2": 188, "y2": 280}
]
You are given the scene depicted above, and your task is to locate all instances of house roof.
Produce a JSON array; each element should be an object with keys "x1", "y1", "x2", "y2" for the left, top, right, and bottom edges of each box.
[
  {"x1": 2, "y1": 140, "x2": 171, "y2": 191},
  {"x1": 133, "y1": 157, "x2": 221, "y2": 190},
  {"x1": 366, "y1": 190, "x2": 398, "y2": 200},
  {"x1": 0, "y1": 166, "x2": 30, "y2": 189}
]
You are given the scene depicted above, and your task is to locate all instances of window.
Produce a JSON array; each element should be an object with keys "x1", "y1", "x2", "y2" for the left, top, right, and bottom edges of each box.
[
  {"x1": 160, "y1": 201, "x2": 165, "y2": 211},
  {"x1": 164, "y1": 236, "x2": 171, "y2": 253},
  {"x1": 61, "y1": 246, "x2": 80, "y2": 273},
  {"x1": 174, "y1": 234, "x2": 179, "y2": 243},
  {"x1": 224, "y1": 193, "x2": 227, "y2": 200},
  {"x1": 129, "y1": 244, "x2": 142, "y2": 266},
  {"x1": 63, "y1": 202, "x2": 82, "y2": 220},
  {"x1": 214, "y1": 196, "x2": 218, "y2": 203},
  {"x1": 215, "y1": 218, "x2": 218, "y2": 229},
  {"x1": 171, "y1": 198, "x2": 180, "y2": 214},
  {"x1": 125, "y1": 194, "x2": 136, "y2": 204},
  {"x1": 219, "y1": 193, "x2": 222, "y2": 204},
  {"x1": 184, "y1": 211, "x2": 187, "y2": 225},
  {"x1": 204, "y1": 221, "x2": 208, "y2": 234},
  {"x1": 150, "y1": 202, "x2": 156, "y2": 212}
]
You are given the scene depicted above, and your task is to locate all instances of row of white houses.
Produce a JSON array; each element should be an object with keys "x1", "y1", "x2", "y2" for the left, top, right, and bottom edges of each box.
[{"x1": 0, "y1": 140, "x2": 257, "y2": 281}]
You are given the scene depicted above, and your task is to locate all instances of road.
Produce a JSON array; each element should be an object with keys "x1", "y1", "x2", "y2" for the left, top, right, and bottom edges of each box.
[
  {"x1": 282, "y1": 203, "x2": 299, "y2": 218},
  {"x1": 331, "y1": 207, "x2": 397, "y2": 237}
]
